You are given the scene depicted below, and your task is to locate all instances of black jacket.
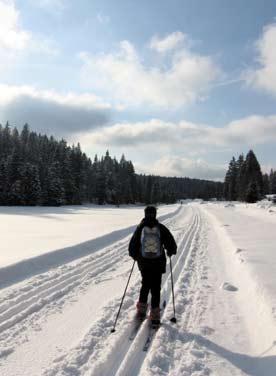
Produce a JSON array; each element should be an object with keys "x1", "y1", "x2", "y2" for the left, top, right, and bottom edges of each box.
[{"x1": 128, "y1": 218, "x2": 177, "y2": 274}]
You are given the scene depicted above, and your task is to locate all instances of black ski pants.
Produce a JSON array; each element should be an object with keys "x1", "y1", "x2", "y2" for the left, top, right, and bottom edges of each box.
[{"x1": 139, "y1": 269, "x2": 162, "y2": 309}]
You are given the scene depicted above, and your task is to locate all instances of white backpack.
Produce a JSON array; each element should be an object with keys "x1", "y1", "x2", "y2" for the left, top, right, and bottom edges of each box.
[{"x1": 141, "y1": 226, "x2": 162, "y2": 259}]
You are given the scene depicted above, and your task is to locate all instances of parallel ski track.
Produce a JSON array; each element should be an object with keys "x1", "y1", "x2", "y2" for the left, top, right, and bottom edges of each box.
[
  {"x1": 112, "y1": 207, "x2": 202, "y2": 376},
  {"x1": 0, "y1": 208, "x2": 183, "y2": 340},
  {"x1": 51, "y1": 206, "x2": 201, "y2": 376},
  {"x1": 0, "y1": 241, "x2": 130, "y2": 334},
  {"x1": 41, "y1": 206, "x2": 195, "y2": 376}
]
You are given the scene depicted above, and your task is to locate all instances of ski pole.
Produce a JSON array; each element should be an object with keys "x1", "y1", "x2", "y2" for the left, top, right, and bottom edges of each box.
[
  {"x1": 111, "y1": 260, "x2": 136, "y2": 333},
  {"x1": 169, "y1": 256, "x2": 177, "y2": 323}
]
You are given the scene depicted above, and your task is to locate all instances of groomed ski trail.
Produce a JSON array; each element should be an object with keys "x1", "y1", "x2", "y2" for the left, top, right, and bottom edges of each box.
[
  {"x1": 0, "y1": 205, "x2": 187, "y2": 375},
  {"x1": 2, "y1": 203, "x2": 275, "y2": 375},
  {"x1": 41, "y1": 205, "x2": 199, "y2": 376}
]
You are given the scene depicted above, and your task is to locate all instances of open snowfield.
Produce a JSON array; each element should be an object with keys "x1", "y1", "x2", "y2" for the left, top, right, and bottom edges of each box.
[{"x1": 1, "y1": 201, "x2": 276, "y2": 375}]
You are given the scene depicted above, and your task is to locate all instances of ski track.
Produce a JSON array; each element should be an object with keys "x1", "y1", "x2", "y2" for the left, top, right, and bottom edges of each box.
[
  {"x1": 40, "y1": 205, "x2": 198, "y2": 376},
  {"x1": 0, "y1": 241, "x2": 131, "y2": 347},
  {"x1": 139, "y1": 206, "x2": 211, "y2": 376},
  {"x1": 3, "y1": 203, "x2": 271, "y2": 375},
  {"x1": 0, "y1": 208, "x2": 180, "y2": 343},
  {"x1": 0, "y1": 205, "x2": 188, "y2": 373}
]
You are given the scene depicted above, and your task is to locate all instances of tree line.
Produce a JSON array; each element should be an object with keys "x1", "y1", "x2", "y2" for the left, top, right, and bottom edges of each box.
[
  {"x1": 224, "y1": 149, "x2": 276, "y2": 203},
  {"x1": 0, "y1": 123, "x2": 223, "y2": 206}
]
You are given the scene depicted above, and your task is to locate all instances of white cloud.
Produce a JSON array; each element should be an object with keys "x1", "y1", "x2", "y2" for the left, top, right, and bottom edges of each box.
[
  {"x1": 0, "y1": 84, "x2": 111, "y2": 135},
  {"x1": 246, "y1": 23, "x2": 276, "y2": 96},
  {"x1": 224, "y1": 115, "x2": 276, "y2": 144},
  {"x1": 0, "y1": 0, "x2": 30, "y2": 51},
  {"x1": 0, "y1": 84, "x2": 111, "y2": 109},
  {"x1": 75, "y1": 114, "x2": 276, "y2": 179},
  {"x1": 149, "y1": 31, "x2": 186, "y2": 53},
  {"x1": 79, "y1": 33, "x2": 221, "y2": 108},
  {"x1": 0, "y1": 0, "x2": 60, "y2": 66},
  {"x1": 76, "y1": 114, "x2": 276, "y2": 151},
  {"x1": 137, "y1": 156, "x2": 226, "y2": 181}
]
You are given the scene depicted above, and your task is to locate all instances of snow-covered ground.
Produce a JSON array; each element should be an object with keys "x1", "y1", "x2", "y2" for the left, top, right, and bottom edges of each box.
[
  {"x1": 1, "y1": 201, "x2": 276, "y2": 375},
  {"x1": 0, "y1": 204, "x2": 177, "y2": 268},
  {"x1": 0, "y1": 204, "x2": 177, "y2": 288}
]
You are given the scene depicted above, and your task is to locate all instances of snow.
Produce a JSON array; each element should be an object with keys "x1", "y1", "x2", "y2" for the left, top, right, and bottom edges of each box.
[
  {"x1": 0, "y1": 204, "x2": 177, "y2": 288},
  {"x1": 1, "y1": 201, "x2": 276, "y2": 375},
  {"x1": 0, "y1": 204, "x2": 177, "y2": 268}
]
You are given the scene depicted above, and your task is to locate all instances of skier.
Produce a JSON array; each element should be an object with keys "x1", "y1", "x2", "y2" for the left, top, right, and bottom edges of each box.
[{"x1": 128, "y1": 205, "x2": 177, "y2": 326}]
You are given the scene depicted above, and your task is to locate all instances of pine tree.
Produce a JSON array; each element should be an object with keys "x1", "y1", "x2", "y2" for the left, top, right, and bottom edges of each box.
[
  {"x1": 42, "y1": 162, "x2": 64, "y2": 206},
  {"x1": 0, "y1": 124, "x2": 225, "y2": 206},
  {"x1": 228, "y1": 157, "x2": 238, "y2": 200},
  {"x1": 236, "y1": 154, "x2": 246, "y2": 200},
  {"x1": 244, "y1": 150, "x2": 263, "y2": 201},
  {"x1": 223, "y1": 158, "x2": 238, "y2": 200},
  {"x1": 21, "y1": 163, "x2": 41, "y2": 205},
  {"x1": 245, "y1": 181, "x2": 259, "y2": 203},
  {"x1": 269, "y1": 169, "x2": 276, "y2": 194},
  {"x1": 0, "y1": 161, "x2": 8, "y2": 205},
  {"x1": 262, "y1": 173, "x2": 270, "y2": 195}
]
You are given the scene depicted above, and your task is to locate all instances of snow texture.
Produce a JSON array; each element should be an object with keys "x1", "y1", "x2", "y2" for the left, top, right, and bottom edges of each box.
[{"x1": 0, "y1": 201, "x2": 276, "y2": 375}]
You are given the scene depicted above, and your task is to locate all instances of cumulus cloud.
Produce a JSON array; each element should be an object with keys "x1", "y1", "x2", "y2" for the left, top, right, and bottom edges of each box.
[
  {"x1": 76, "y1": 115, "x2": 276, "y2": 150},
  {"x1": 149, "y1": 31, "x2": 186, "y2": 53},
  {"x1": 0, "y1": 0, "x2": 30, "y2": 51},
  {"x1": 0, "y1": 85, "x2": 111, "y2": 136},
  {"x1": 0, "y1": 0, "x2": 60, "y2": 67},
  {"x1": 79, "y1": 33, "x2": 220, "y2": 108},
  {"x1": 75, "y1": 115, "x2": 276, "y2": 179},
  {"x1": 137, "y1": 156, "x2": 226, "y2": 181},
  {"x1": 246, "y1": 23, "x2": 276, "y2": 96}
]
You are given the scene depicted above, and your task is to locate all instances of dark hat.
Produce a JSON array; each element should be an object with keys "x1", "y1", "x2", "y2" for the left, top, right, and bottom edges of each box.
[{"x1": 144, "y1": 205, "x2": 157, "y2": 218}]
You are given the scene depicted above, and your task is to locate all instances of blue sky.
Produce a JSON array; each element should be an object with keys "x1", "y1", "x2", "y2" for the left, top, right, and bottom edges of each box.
[{"x1": 1, "y1": 0, "x2": 276, "y2": 180}]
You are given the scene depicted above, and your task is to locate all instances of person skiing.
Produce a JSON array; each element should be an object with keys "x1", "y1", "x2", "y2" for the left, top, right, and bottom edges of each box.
[{"x1": 128, "y1": 205, "x2": 177, "y2": 326}]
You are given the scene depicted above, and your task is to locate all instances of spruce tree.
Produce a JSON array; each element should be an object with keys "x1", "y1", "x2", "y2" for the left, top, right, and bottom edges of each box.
[
  {"x1": 0, "y1": 161, "x2": 8, "y2": 205},
  {"x1": 42, "y1": 162, "x2": 64, "y2": 206},
  {"x1": 245, "y1": 181, "x2": 259, "y2": 203},
  {"x1": 262, "y1": 173, "x2": 270, "y2": 195},
  {"x1": 21, "y1": 163, "x2": 41, "y2": 205},
  {"x1": 228, "y1": 157, "x2": 238, "y2": 200},
  {"x1": 236, "y1": 154, "x2": 246, "y2": 200},
  {"x1": 269, "y1": 169, "x2": 276, "y2": 194},
  {"x1": 244, "y1": 150, "x2": 263, "y2": 201}
]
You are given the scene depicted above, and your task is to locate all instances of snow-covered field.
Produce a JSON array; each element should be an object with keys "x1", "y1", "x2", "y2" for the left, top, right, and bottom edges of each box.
[{"x1": 1, "y1": 201, "x2": 276, "y2": 375}]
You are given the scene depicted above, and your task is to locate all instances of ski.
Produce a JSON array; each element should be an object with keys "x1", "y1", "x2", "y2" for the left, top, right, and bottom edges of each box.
[
  {"x1": 130, "y1": 300, "x2": 165, "y2": 342},
  {"x1": 143, "y1": 324, "x2": 160, "y2": 351}
]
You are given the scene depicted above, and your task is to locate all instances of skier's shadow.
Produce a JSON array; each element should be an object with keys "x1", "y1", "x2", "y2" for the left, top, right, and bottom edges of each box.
[{"x1": 186, "y1": 331, "x2": 276, "y2": 376}]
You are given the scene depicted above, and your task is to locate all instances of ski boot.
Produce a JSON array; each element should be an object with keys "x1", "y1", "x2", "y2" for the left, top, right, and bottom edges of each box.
[
  {"x1": 136, "y1": 302, "x2": 148, "y2": 321},
  {"x1": 150, "y1": 307, "x2": 160, "y2": 328}
]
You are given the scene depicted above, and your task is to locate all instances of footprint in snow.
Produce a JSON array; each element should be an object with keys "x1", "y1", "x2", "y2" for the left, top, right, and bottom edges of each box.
[
  {"x1": 221, "y1": 282, "x2": 238, "y2": 292},
  {"x1": 236, "y1": 248, "x2": 244, "y2": 253}
]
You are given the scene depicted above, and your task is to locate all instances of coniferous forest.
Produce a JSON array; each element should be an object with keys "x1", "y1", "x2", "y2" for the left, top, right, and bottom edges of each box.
[
  {"x1": 0, "y1": 123, "x2": 224, "y2": 206},
  {"x1": 224, "y1": 150, "x2": 276, "y2": 203}
]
